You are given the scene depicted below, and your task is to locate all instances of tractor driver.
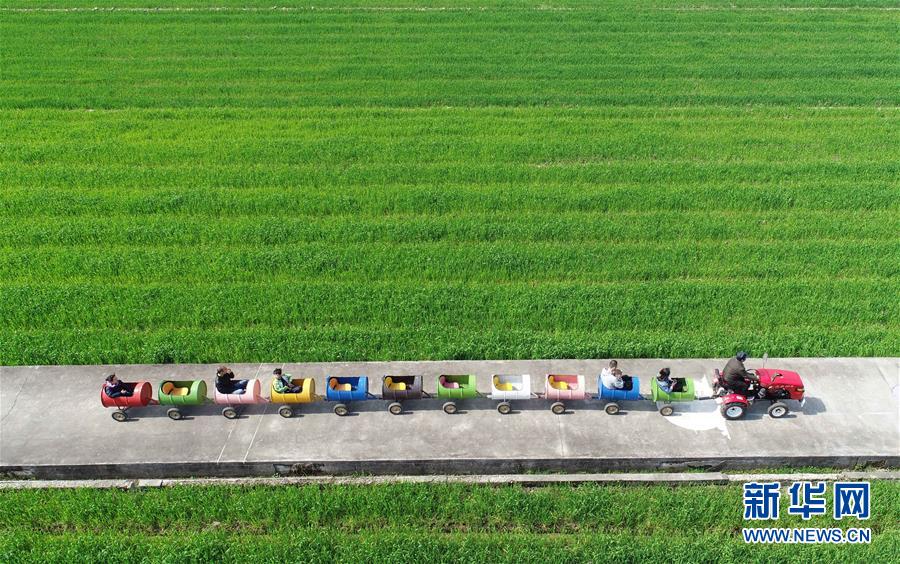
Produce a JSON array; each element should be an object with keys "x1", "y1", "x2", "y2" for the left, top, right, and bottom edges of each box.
[{"x1": 722, "y1": 351, "x2": 759, "y2": 397}]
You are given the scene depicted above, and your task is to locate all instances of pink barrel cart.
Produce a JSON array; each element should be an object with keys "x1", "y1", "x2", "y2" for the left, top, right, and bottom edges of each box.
[
  {"x1": 543, "y1": 374, "x2": 586, "y2": 414},
  {"x1": 213, "y1": 378, "x2": 265, "y2": 419}
]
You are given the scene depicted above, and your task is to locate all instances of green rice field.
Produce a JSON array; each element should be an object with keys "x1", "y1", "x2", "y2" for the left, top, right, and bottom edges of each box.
[
  {"x1": 1, "y1": 482, "x2": 898, "y2": 562},
  {"x1": 1, "y1": 1, "x2": 898, "y2": 364}
]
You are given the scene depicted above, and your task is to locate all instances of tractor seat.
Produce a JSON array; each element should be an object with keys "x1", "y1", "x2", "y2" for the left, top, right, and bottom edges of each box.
[
  {"x1": 162, "y1": 382, "x2": 189, "y2": 396},
  {"x1": 548, "y1": 376, "x2": 569, "y2": 390},
  {"x1": 385, "y1": 377, "x2": 407, "y2": 391},
  {"x1": 329, "y1": 378, "x2": 351, "y2": 391},
  {"x1": 439, "y1": 376, "x2": 460, "y2": 389},
  {"x1": 493, "y1": 376, "x2": 514, "y2": 391}
]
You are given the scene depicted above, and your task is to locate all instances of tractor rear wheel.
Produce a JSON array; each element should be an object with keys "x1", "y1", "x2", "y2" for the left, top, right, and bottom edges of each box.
[{"x1": 722, "y1": 402, "x2": 747, "y2": 420}]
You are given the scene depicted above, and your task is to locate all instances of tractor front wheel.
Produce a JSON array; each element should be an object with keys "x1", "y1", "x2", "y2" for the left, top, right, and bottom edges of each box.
[{"x1": 767, "y1": 402, "x2": 789, "y2": 419}]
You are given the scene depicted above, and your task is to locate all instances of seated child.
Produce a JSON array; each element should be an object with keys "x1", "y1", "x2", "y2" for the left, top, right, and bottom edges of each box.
[
  {"x1": 103, "y1": 374, "x2": 133, "y2": 398},
  {"x1": 273, "y1": 368, "x2": 300, "y2": 394}
]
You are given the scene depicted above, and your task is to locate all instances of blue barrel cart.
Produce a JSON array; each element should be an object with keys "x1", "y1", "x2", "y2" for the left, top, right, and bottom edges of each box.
[
  {"x1": 325, "y1": 376, "x2": 374, "y2": 416},
  {"x1": 597, "y1": 376, "x2": 642, "y2": 415}
]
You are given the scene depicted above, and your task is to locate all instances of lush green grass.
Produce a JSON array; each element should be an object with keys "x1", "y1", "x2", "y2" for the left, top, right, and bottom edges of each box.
[
  {"x1": 1, "y1": 483, "x2": 897, "y2": 562},
  {"x1": 1, "y1": 2, "x2": 898, "y2": 364}
]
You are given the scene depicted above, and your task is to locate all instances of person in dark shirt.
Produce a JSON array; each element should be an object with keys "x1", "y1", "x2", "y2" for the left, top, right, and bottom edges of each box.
[
  {"x1": 215, "y1": 366, "x2": 248, "y2": 395},
  {"x1": 103, "y1": 374, "x2": 133, "y2": 398},
  {"x1": 722, "y1": 351, "x2": 759, "y2": 397}
]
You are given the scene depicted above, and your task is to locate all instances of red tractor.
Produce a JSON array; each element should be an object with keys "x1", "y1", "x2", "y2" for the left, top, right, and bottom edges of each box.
[{"x1": 713, "y1": 368, "x2": 805, "y2": 420}]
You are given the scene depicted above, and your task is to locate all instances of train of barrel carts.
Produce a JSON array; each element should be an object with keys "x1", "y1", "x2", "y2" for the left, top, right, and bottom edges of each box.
[{"x1": 101, "y1": 353, "x2": 806, "y2": 423}]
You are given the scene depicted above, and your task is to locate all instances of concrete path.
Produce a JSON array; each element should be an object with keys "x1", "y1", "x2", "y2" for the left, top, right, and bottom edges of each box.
[{"x1": 1, "y1": 358, "x2": 897, "y2": 478}]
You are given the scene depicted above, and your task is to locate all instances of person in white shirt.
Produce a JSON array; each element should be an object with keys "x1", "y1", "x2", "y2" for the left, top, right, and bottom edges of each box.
[{"x1": 600, "y1": 360, "x2": 623, "y2": 389}]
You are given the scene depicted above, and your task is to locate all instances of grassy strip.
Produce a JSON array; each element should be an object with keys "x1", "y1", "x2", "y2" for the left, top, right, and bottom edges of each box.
[
  {"x1": 2, "y1": 211, "x2": 899, "y2": 246},
  {"x1": 1, "y1": 483, "x2": 897, "y2": 562},
  {"x1": 1, "y1": 530, "x2": 897, "y2": 563},
  {"x1": 2, "y1": 241, "x2": 897, "y2": 284},
  {"x1": 1, "y1": 483, "x2": 897, "y2": 533},
  {"x1": 5, "y1": 1, "x2": 900, "y2": 9},
  {"x1": 1, "y1": 3, "x2": 898, "y2": 363},
  {"x1": 2, "y1": 325, "x2": 896, "y2": 364},
  {"x1": 2, "y1": 279, "x2": 896, "y2": 329},
  {"x1": 1, "y1": 9, "x2": 897, "y2": 108}
]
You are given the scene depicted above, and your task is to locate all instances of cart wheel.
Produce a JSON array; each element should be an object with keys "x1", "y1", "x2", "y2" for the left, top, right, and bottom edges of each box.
[
  {"x1": 721, "y1": 402, "x2": 746, "y2": 420},
  {"x1": 550, "y1": 402, "x2": 566, "y2": 415},
  {"x1": 659, "y1": 405, "x2": 674, "y2": 417},
  {"x1": 222, "y1": 407, "x2": 238, "y2": 419},
  {"x1": 166, "y1": 408, "x2": 183, "y2": 421},
  {"x1": 604, "y1": 402, "x2": 620, "y2": 415},
  {"x1": 388, "y1": 402, "x2": 403, "y2": 415},
  {"x1": 278, "y1": 406, "x2": 294, "y2": 418},
  {"x1": 497, "y1": 401, "x2": 512, "y2": 415},
  {"x1": 767, "y1": 402, "x2": 789, "y2": 419},
  {"x1": 333, "y1": 403, "x2": 349, "y2": 416},
  {"x1": 442, "y1": 401, "x2": 457, "y2": 415},
  {"x1": 111, "y1": 410, "x2": 128, "y2": 422}
]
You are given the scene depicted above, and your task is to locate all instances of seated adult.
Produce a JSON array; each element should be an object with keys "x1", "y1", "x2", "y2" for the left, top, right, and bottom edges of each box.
[
  {"x1": 272, "y1": 368, "x2": 300, "y2": 394},
  {"x1": 722, "y1": 351, "x2": 759, "y2": 397},
  {"x1": 656, "y1": 367, "x2": 683, "y2": 394},
  {"x1": 103, "y1": 374, "x2": 133, "y2": 398},
  {"x1": 216, "y1": 366, "x2": 248, "y2": 395},
  {"x1": 600, "y1": 360, "x2": 622, "y2": 389}
]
